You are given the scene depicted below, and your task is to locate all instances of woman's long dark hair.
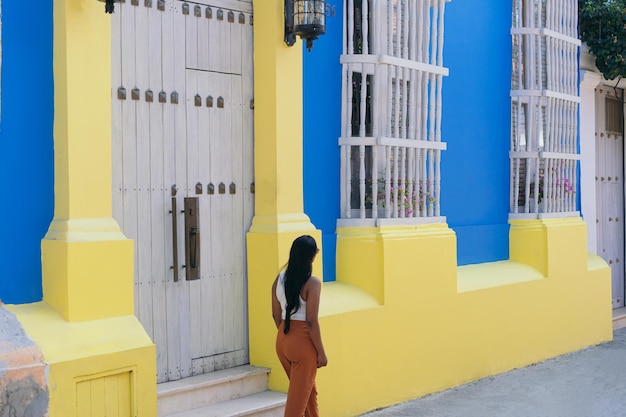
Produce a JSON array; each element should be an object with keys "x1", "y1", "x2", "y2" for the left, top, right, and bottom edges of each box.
[{"x1": 283, "y1": 235, "x2": 318, "y2": 334}]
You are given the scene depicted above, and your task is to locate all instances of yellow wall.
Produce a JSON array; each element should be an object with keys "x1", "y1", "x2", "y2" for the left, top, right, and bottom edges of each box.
[
  {"x1": 247, "y1": 2, "x2": 612, "y2": 416},
  {"x1": 249, "y1": 218, "x2": 612, "y2": 417},
  {"x1": 8, "y1": 1, "x2": 157, "y2": 416}
]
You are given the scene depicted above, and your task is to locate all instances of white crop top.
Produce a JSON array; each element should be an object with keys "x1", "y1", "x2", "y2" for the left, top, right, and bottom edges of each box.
[{"x1": 276, "y1": 271, "x2": 307, "y2": 321}]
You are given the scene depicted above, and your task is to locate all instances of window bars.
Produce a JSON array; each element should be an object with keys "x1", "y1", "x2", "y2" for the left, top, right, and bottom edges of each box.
[
  {"x1": 510, "y1": 0, "x2": 581, "y2": 218},
  {"x1": 339, "y1": 0, "x2": 448, "y2": 227}
]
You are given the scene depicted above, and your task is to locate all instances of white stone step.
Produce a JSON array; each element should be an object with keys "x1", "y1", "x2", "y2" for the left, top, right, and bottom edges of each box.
[
  {"x1": 167, "y1": 391, "x2": 286, "y2": 417},
  {"x1": 158, "y1": 365, "x2": 281, "y2": 416}
]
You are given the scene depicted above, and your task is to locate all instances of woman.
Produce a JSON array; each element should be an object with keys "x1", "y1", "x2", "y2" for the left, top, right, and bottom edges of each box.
[{"x1": 272, "y1": 235, "x2": 328, "y2": 417}]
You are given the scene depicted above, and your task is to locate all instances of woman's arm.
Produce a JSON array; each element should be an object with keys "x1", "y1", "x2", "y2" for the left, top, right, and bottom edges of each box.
[
  {"x1": 271, "y1": 277, "x2": 282, "y2": 329},
  {"x1": 304, "y1": 277, "x2": 328, "y2": 368}
]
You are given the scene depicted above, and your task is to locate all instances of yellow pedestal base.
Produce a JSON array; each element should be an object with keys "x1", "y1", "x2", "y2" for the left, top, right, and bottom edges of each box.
[
  {"x1": 6, "y1": 302, "x2": 156, "y2": 417},
  {"x1": 42, "y1": 218, "x2": 134, "y2": 322}
]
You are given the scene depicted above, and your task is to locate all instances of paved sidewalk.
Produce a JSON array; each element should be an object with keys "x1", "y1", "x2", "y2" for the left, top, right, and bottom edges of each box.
[{"x1": 361, "y1": 327, "x2": 626, "y2": 417}]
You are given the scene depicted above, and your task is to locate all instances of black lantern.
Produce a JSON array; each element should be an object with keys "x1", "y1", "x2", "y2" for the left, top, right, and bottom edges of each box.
[
  {"x1": 285, "y1": 0, "x2": 326, "y2": 51},
  {"x1": 98, "y1": 0, "x2": 120, "y2": 14}
]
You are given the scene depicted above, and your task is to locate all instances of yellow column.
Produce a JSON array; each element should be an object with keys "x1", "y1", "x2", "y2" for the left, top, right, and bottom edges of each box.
[
  {"x1": 247, "y1": 0, "x2": 322, "y2": 386},
  {"x1": 251, "y1": 0, "x2": 312, "y2": 227},
  {"x1": 7, "y1": 3, "x2": 157, "y2": 416},
  {"x1": 42, "y1": 0, "x2": 133, "y2": 322}
]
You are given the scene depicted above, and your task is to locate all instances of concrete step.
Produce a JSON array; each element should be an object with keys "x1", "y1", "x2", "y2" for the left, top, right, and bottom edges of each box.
[
  {"x1": 167, "y1": 391, "x2": 286, "y2": 417},
  {"x1": 158, "y1": 365, "x2": 285, "y2": 416}
]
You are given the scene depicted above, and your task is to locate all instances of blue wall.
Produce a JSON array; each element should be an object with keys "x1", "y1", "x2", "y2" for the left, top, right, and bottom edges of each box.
[
  {"x1": 441, "y1": 2, "x2": 512, "y2": 265},
  {"x1": 305, "y1": 1, "x2": 512, "y2": 273},
  {"x1": 303, "y1": 2, "x2": 343, "y2": 282},
  {"x1": 0, "y1": 4, "x2": 54, "y2": 303}
]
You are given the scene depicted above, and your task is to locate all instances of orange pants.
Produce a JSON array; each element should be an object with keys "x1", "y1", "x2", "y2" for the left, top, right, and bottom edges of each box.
[{"x1": 276, "y1": 321, "x2": 319, "y2": 417}]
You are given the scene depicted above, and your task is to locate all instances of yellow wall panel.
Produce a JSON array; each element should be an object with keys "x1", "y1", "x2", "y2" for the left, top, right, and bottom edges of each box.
[
  {"x1": 76, "y1": 371, "x2": 132, "y2": 417},
  {"x1": 117, "y1": 372, "x2": 132, "y2": 417},
  {"x1": 89, "y1": 377, "x2": 105, "y2": 417},
  {"x1": 76, "y1": 379, "x2": 91, "y2": 417},
  {"x1": 104, "y1": 375, "x2": 119, "y2": 417}
]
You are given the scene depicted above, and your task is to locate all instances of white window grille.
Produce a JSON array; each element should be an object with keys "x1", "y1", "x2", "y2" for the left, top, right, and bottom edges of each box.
[
  {"x1": 510, "y1": 0, "x2": 580, "y2": 218},
  {"x1": 338, "y1": 0, "x2": 448, "y2": 227}
]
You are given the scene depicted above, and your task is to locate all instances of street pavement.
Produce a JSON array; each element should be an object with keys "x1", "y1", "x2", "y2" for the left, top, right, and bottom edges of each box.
[{"x1": 361, "y1": 327, "x2": 626, "y2": 417}]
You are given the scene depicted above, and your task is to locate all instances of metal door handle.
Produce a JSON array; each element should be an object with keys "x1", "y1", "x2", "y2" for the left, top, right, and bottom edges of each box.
[
  {"x1": 189, "y1": 227, "x2": 198, "y2": 268},
  {"x1": 170, "y1": 196, "x2": 179, "y2": 282},
  {"x1": 184, "y1": 197, "x2": 201, "y2": 280}
]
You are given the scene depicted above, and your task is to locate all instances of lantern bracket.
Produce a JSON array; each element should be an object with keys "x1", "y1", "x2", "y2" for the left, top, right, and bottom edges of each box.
[
  {"x1": 284, "y1": 0, "x2": 297, "y2": 47},
  {"x1": 98, "y1": 0, "x2": 120, "y2": 14}
]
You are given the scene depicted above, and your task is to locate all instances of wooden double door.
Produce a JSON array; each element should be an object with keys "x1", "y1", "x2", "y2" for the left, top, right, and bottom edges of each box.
[{"x1": 111, "y1": 0, "x2": 254, "y2": 383}]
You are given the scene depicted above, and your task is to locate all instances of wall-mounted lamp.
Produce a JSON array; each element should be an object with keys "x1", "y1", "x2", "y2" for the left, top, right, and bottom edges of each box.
[
  {"x1": 98, "y1": 0, "x2": 120, "y2": 14},
  {"x1": 285, "y1": 0, "x2": 326, "y2": 52}
]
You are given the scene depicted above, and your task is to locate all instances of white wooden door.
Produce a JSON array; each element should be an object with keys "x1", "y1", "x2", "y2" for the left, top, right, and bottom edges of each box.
[
  {"x1": 111, "y1": 0, "x2": 254, "y2": 383},
  {"x1": 595, "y1": 86, "x2": 625, "y2": 309}
]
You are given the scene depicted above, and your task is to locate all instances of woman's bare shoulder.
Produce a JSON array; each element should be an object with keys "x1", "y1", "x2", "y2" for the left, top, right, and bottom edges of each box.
[{"x1": 306, "y1": 276, "x2": 322, "y2": 289}]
